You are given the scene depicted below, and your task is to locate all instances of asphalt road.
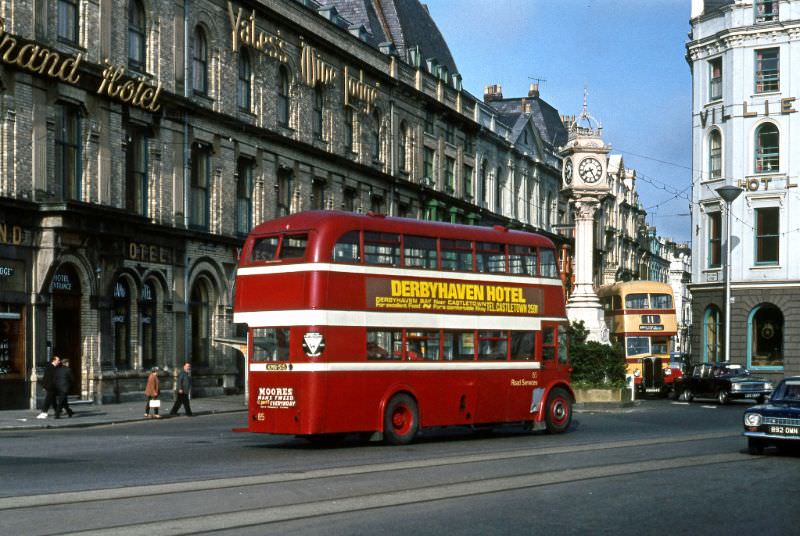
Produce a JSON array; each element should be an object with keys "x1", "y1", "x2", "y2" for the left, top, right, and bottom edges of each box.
[{"x1": 1, "y1": 399, "x2": 798, "y2": 536}]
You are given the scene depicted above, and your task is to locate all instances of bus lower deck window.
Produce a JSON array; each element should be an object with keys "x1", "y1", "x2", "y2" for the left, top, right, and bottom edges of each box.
[
  {"x1": 252, "y1": 327, "x2": 290, "y2": 362},
  {"x1": 367, "y1": 329, "x2": 401, "y2": 360}
]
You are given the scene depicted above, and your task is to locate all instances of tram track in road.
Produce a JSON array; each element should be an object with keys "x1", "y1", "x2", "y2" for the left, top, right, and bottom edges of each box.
[
  {"x1": 0, "y1": 430, "x2": 739, "y2": 513},
  {"x1": 53, "y1": 450, "x2": 753, "y2": 536}
]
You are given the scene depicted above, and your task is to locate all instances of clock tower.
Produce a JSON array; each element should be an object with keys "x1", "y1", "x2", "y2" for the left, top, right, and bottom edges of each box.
[{"x1": 560, "y1": 95, "x2": 610, "y2": 343}]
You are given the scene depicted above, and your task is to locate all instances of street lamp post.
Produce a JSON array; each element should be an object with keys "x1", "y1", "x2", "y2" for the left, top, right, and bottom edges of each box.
[{"x1": 716, "y1": 185, "x2": 743, "y2": 362}]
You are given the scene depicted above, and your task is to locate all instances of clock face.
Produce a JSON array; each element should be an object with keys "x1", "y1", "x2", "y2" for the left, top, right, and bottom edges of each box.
[
  {"x1": 563, "y1": 159, "x2": 573, "y2": 185},
  {"x1": 578, "y1": 157, "x2": 603, "y2": 184}
]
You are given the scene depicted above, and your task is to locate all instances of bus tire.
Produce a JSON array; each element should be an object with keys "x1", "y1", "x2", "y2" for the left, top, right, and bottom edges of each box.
[
  {"x1": 384, "y1": 394, "x2": 419, "y2": 445},
  {"x1": 545, "y1": 387, "x2": 572, "y2": 434}
]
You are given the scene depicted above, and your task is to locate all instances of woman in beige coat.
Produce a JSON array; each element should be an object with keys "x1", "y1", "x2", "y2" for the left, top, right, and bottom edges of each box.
[{"x1": 144, "y1": 367, "x2": 161, "y2": 418}]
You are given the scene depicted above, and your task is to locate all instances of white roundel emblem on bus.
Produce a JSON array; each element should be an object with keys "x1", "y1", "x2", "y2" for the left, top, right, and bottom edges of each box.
[{"x1": 303, "y1": 331, "x2": 325, "y2": 357}]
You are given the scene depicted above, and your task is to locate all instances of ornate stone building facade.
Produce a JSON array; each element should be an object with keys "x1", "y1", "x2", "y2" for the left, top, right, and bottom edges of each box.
[
  {"x1": 688, "y1": 0, "x2": 799, "y2": 378},
  {"x1": 0, "y1": 0, "x2": 567, "y2": 408}
]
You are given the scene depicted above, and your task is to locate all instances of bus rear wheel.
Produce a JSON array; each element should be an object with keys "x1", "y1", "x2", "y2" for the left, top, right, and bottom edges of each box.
[
  {"x1": 384, "y1": 394, "x2": 419, "y2": 445},
  {"x1": 545, "y1": 387, "x2": 572, "y2": 434}
]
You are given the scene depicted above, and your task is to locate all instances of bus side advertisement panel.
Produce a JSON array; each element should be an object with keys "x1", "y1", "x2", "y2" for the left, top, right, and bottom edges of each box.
[{"x1": 365, "y1": 277, "x2": 544, "y2": 316}]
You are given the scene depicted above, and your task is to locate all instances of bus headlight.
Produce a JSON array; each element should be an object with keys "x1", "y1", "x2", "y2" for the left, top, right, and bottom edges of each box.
[
  {"x1": 664, "y1": 368, "x2": 672, "y2": 376},
  {"x1": 764, "y1": 382, "x2": 774, "y2": 390},
  {"x1": 633, "y1": 369, "x2": 641, "y2": 377},
  {"x1": 744, "y1": 413, "x2": 762, "y2": 427}
]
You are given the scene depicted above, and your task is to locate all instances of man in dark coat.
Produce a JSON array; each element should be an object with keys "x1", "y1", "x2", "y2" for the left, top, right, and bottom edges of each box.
[
  {"x1": 53, "y1": 359, "x2": 74, "y2": 419},
  {"x1": 37, "y1": 355, "x2": 61, "y2": 419},
  {"x1": 169, "y1": 362, "x2": 193, "y2": 416}
]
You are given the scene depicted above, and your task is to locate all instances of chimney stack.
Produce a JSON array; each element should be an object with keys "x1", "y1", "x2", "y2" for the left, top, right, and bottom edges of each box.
[
  {"x1": 484, "y1": 83, "x2": 503, "y2": 102},
  {"x1": 528, "y1": 82, "x2": 540, "y2": 98}
]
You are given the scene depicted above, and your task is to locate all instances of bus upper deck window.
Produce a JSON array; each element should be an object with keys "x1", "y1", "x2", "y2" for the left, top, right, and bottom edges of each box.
[
  {"x1": 539, "y1": 248, "x2": 557, "y2": 277},
  {"x1": 280, "y1": 234, "x2": 308, "y2": 260},
  {"x1": 650, "y1": 293, "x2": 673, "y2": 309},
  {"x1": 403, "y1": 235, "x2": 437, "y2": 269},
  {"x1": 441, "y1": 239, "x2": 473, "y2": 271},
  {"x1": 625, "y1": 293, "x2": 649, "y2": 309},
  {"x1": 364, "y1": 232, "x2": 400, "y2": 266},
  {"x1": 509, "y1": 245, "x2": 537, "y2": 276},
  {"x1": 333, "y1": 231, "x2": 360, "y2": 263},
  {"x1": 251, "y1": 236, "x2": 279, "y2": 262},
  {"x1": 476, "y1": 242, "x2": 506, "y2": 273}
]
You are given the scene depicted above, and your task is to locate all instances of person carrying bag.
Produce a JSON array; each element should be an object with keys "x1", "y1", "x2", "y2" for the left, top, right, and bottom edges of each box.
[{"x1": 144, "y1": 367, "x2": 161, "y2": 419}]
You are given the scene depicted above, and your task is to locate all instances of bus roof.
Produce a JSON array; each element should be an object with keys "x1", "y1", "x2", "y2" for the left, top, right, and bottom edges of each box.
[
  {"x1": 597, "y1": 280, "x2": 674, "y2": 297},
  {"x1": 247, "y1": 210, "x2": 557, "y2": 249}
]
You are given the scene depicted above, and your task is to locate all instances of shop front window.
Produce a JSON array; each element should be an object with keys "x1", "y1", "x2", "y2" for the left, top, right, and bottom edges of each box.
[{"x1": 748, "y1": 304, "x2": 783, "y2": 369}]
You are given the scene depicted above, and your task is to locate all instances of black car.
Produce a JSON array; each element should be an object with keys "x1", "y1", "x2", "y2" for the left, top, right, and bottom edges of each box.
[
  {"x1": 743, "y1": 377, "x2": 800, "y2": 454},
  {"x1": 674, "y1": 362, "x2": 774, "y2": 405}
]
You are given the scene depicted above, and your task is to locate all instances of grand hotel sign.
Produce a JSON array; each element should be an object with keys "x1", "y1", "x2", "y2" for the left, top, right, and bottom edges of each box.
[{"x1": 0, "y1": 18, "x2": 162, "y2": 112}]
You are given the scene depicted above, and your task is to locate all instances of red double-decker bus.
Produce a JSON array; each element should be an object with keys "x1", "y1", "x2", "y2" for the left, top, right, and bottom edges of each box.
[{"x1": 233, "y1": 211, "x2": 573, "y2": 444}]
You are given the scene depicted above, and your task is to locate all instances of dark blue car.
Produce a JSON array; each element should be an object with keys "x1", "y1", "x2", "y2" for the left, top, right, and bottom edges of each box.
[{"x1": 743, "y1": 376, "x2": 800, "y2": 455}]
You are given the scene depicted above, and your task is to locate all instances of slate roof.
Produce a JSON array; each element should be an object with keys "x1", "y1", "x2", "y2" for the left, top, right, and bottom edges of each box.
[
  {"x1": 314, "y1": 0, "x2": 459, "y2": 74},
  {"x1": 490, "y1": 97, "x2": 568, "y2": 149}
]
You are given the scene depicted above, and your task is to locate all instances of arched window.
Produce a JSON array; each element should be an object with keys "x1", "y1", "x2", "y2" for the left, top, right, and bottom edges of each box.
[
  {"x1": 277, "y1": 66, "x2": 289, "y2": 127},
  {"x1": 703, "y1": 305, "x2": 721, "y2": 363},
  {"x1": 398, "y1": 121, "x2": 407, "y2": 171},
  {"x1": 128, "y1": 0, "x2": 146, "y2": 71},
  {"x1": 372, "y1": 109, "x2": 382, "y2": 161},
  {"x1": 140, "y1": 281, "x2": 157, "y2": 370},
  {"x1": 113, "y1": 279, "x2": 132, "y2": 370},
  {"x1": 755, "y1": 123, "x2": 779, "y2": 173},
  {"x1": 748, "y1": 304, "x2": 783, "y2": 369},
  {"x1": 192, "y1": 26, "x2": 208, "y2": 95},
  {"x1": 237, "y1": 50, "x2": 251, "y2": 111},
  {"x1": 190, "y1": 278, "x2": 212, "y2": 367},
  {"x1": 312, "y1": 85, "x2": 324, "y2": 140},
  {"x1": 708, "y1": 129, "x2": 721, "y2": 179}
]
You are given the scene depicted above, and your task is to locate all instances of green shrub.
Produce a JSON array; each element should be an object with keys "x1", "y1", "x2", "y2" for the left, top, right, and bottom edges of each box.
[{"x1": 567, "y1": 321, "x2": 626, "y2": 389}]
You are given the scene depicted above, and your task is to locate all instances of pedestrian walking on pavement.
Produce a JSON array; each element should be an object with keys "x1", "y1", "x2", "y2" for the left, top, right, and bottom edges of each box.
[
  {"x1": 144, "y1": 366, "x2": 161, "y2": 418},
  {"x1": 169, "y1": 362, "x2": 193, "y2": 416},
  {"x1": 57, "y1": 359, "x2": 75, "y2": 418},
  {"x1": 53, "y1": 358, "x2": 74, "y2": 419},
  {"x1": 37, "y1": 355, "x2": 61, "y2": 419}
]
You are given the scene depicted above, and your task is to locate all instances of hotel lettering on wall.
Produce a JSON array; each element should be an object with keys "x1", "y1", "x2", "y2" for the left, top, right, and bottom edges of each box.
[
  {"x1": 0, "y1": 18, "x2": 162, "y2": 113},
  {"x1": 227, "y1": 1, "x2": 289, "y2": 63},
  {"x1": 128, "y1": 242, "x2": 172, "y2": 265},
  {"x1": 699, "y1": 97, "x2": 797, "y2": 127},
  {"x1": 0, "y1": 224, "x2": 24, "y2": 246},
  {"x1": 225, "y1": 2, "x2": 378, "y2": 111}
]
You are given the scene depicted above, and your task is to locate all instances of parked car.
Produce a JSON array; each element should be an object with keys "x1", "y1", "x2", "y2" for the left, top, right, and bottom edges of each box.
[
  {"x1": 743, "y1": 376, "x2": 800, "y2": 454},
  {"x1": 673, "y1": 362, "x2": 774, "y2": 405}
]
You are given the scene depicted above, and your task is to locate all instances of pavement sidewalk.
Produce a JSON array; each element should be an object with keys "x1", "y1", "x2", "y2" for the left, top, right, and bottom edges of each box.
[{"x1": 0, "y1": 395, "x2": 248, "y2": 430}]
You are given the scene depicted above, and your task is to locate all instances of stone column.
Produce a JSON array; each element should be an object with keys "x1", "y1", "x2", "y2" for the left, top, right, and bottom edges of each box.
[{"x1": 567, "y1": 197, "x2": 608, "y2": 343}]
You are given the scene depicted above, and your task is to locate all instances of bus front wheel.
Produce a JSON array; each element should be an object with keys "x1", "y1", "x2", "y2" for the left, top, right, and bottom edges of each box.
[
  {"x1": 545, "y1": 387, "x2": 572, "y2": 434},
  {"x1": 384, "y1": 394, "x2": 419, "y2": 445}
]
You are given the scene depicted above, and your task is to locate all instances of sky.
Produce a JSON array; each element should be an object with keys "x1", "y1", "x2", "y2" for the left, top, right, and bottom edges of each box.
[{"x1": 423, "y1": 0, "x2": 693, "y2": 243}]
